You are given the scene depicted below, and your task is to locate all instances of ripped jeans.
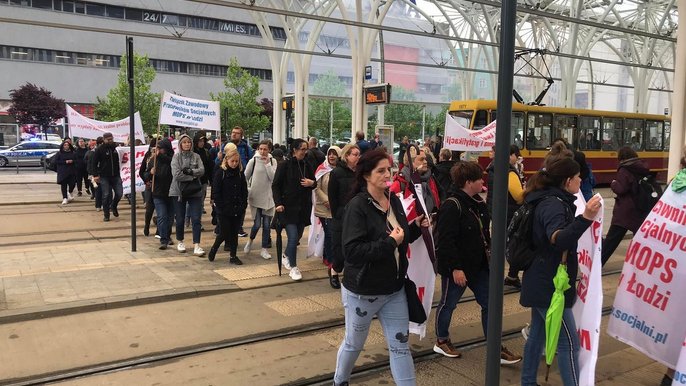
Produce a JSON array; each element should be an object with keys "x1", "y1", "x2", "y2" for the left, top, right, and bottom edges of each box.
[{"x1": 334, "y1": 285, "x2": 416, "y2": 386}]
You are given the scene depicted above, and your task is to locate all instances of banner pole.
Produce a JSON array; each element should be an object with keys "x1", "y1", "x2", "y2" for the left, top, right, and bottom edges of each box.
[
  {"x1": 152, "y1": 123, "x2": 159, "y2": 192},
  {"x1": 126, "y1": 36, "x2": 137, "y2": 252}
]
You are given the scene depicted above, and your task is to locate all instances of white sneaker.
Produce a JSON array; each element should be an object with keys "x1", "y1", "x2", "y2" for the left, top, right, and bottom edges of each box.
[
  {"x1": 521, "y1": 324, "x2": 530, "y2": 340},
  {"x1": 260, "y1": 248, "x2": 272, "y2": 260},
  {"x1": 289, "y1": 266, "x2": 302, "y2": 281},
  {"x1": 243, "y1": 239, "x2": 253, "y2": 253},
  {"x1": 67, "y1": 192, "x2": 74, "y2": 202},
  {"x1": 61, "y1": 198, "x2": 68, "y2": 205},
  {"x1": 282, "y1": 255, "x2": 292, "y2": 270},
  {"x1": 177, "y1": 241, "x2": 186, "y2": 253},
  {"x1": 193, "y1": 244, "x2": 205, "y2": 256},
  {"x1": 96, "y1": 207, "x2": 102, "y2": 212}
]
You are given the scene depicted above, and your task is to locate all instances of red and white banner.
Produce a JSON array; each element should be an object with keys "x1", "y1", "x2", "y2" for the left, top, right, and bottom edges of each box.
[
  {"x1": 397, "y1": 183, "x2": 435, "y2": 338},
  {"x1": 67, "y1": 104, "x2": 145, "y2": 143},
  {"x1": 442, "y1": 113, "x2": 496, "y2": 152},
  {"x1": 117, "y1": 140, "x2": 178, "y2": 195},
  {"x1": 572, "y1": 192, "x2": 604, "y2": 386},
  {"x1": 608, "y1": 183, "x2": 686, "y2": 369}
]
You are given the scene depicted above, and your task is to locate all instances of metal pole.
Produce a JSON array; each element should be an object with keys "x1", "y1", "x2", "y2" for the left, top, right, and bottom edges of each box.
[
  {"x1": 126, "y1": 36, "x2": 137, "y2": 252},
  {"x1": 421, "y1": 105, "x2": 426, "y2": 143},
  {"x1": 377, "y1": 17, "x2": 385, "y2": 127},
  {"x1": 329, "y1": 100, "x2": 334, "y2": 146},
  {"x1": 485, "y1": 0, "x2": 516, "y2": 384}
]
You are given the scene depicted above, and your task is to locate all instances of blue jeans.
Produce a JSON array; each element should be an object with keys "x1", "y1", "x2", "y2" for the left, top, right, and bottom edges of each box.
[
  {"x1": 284, "y1": 223, "x2": 304, "y2": 268},
  {"x1": 249, "y1": 208, "x2": 272, "y2": 248},
  {"x1": 319, "y1": 217, "x2": 333, "y2": 267},
  {"x1": 334, "y1": 285, "x2": 416, "y2": 386},
  {"x1": 175, "y1": 196, "x2": 202, "y2": 243},
  {"x1": 99, "y1": 175, "x2": 123, "y2": 215},
  {"x1": 435, "y1": 268, "x2": 489, "y2": 340},
  {"x1": 153, "y1": 197, "x2": 174, "y2": 245},
  {"x1": 522, "y1": 307, "x2": 580, "y2": 386}
]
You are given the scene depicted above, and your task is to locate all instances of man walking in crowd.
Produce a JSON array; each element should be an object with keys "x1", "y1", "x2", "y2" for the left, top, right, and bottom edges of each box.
[
  {"x1": 355, "y1": 131, "x2": 371, "y2": 154},
  {"x1": 230, "y1": 126, "x2": 253, "y2": 237},
  {"x1": 91, "y1": 132, "x2": 123, "y2": 222},
  {"x1": 306, "y1": 136, "x2": 325, "y2": 170},
  {"x1": 369, "y1": 133, "x2": 383, "y2": 150}
]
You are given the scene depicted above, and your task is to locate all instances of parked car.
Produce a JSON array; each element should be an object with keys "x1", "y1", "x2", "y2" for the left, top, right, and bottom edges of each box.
[{"x1": 0, "y1": 141, "x2": 61, "y2": 167}]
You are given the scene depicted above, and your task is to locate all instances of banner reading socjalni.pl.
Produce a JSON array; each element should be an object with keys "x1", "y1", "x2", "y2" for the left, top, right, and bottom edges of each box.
[
  {"x1": 159, "y1": 91, "x2": 220, "y2": 131},
  {"x1": 608, "y1": 183, "x2": 686, "y2": 369}
]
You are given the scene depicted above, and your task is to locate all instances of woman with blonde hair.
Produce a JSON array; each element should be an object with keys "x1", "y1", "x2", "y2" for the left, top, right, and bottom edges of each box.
[{"x1": 208, "y1": 143, "x2": 248, "y2": 264}]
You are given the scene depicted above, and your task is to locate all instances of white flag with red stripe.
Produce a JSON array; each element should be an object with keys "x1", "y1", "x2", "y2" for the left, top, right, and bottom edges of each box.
[{"x1": 396, "y1": 184, "x2": 435, "y2": 338}]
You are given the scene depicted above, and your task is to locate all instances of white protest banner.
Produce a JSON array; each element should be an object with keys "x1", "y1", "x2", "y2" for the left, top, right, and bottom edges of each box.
[
  {"x1": 66, "y1": 104, "x2": 145, "y2": 143},
  {"x1": 117, "y1": 140, "x2": 179, "y2": 195},
  {"x1": 673, "y1": 338, "x2": 686, "y2": 385},
  {"x1": 572, "y1": 192, "x2": 604, "y2": 386},
  {"x1": 397, "y1": 184, "x2": 435, "y2": 339},
  {"x1": 159, "y1": 91, "x2": 220, "y2": 131},
  {"x1": 608, "y1": 183, "x2": 686, "y2": 368},
  {"x1": 442, "y1": 113, "x2": 496, "y2": 152}
]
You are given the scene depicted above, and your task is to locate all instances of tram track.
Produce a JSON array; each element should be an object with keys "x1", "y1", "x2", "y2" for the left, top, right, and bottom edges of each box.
[{"x1": 4, "y1": 268, "x2": 623, "y2": 386}]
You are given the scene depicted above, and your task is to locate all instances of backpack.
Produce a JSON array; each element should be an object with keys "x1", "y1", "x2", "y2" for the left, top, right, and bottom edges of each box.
[
  {"x1": 634, "y1": 174, "x2": 662, "y2": 213},
  {"x1": 432, "y1": 197, "x2": 461, "y2": 243},
  {"x1": 506, "y1": 196, "x2": 562, "y2": 272}
]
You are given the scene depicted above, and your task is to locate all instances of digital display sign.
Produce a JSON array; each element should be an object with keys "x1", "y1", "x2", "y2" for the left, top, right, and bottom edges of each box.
[{"x1": 364, "y1": 84, "x2": 391, "y2": 105}]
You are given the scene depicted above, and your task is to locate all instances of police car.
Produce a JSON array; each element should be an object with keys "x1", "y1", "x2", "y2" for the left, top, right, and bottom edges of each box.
[{"x1": 0, "y1": 140, "x2": 61, "y2": 167}]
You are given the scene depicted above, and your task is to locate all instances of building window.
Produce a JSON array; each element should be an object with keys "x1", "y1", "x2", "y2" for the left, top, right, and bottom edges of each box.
[
  {"x1": 85, "y1": 3, "x2": 105, "y2": 16},
  {"x1": 106, "y1": 5, "x2": 124, "y2": 19},
  {"x1": 125, "y1": 8, "x2": 143, "y2": 21},
  {"x1": 31, "y1": 0, "x2": 53, "y2": 9},
  {"x1": 74, "y1": 1, "x2": 84, "y2": 14}
]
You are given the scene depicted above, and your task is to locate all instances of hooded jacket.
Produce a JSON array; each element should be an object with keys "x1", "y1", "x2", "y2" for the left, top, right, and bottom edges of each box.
[
  {"x1": 55, "y1": 141, "x2": 77, "y2": 184},
  {"x1": 143, "y1": 139, "x2": 174, "y2": 198},
  {"x1": 193, "y1": 131, "x2": 214, "y2": 185},
  {"x1": 433, "y1": 159, "x2": 456, "y2": 202},
  {"x1": 92, "y1": 141, "x2": 120, "y2": 178},
  {"x1": 212, "y1": 164, "x2": 248, "y2": 217},
  {"x1": 271, "y1": 155, "x2": 316, "y2": 225},
  {"x1": 245, "y1": 152, "x2": 276, "y2": 215},
  {"x1": 520, "y1": 187, "x2": 592, "y2": 308},
  {"x1": 169, "y1": 134, "x2": 205, "y2": 198},
  {"x1": 610, "y1": 157, "x2": 651, "y2": 232},
  {"x1": 341, "y1": 187, "x2": 422, "y2": 295}
]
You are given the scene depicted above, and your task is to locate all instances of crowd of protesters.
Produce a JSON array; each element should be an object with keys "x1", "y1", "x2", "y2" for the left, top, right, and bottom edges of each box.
[{"x1": 50, "y1": 126, "x2": 682, "y2": 386}]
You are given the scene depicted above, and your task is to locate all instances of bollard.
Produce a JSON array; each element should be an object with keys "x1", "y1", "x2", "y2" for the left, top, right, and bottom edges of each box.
[{"x1": 15, "y1": 156, "x2": 19, "y2": 174}]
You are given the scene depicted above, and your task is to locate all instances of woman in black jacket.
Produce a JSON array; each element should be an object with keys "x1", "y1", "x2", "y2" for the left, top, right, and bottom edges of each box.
[
  {"x1": 144, "y1": 139, "x2": 174, "y2": 249},
  {"x1": 271, "y1": 138, "x2": 316, "y2": 281},
  {"x1": 333, "y1": 149, "x2": 428, "y2": 386},
  {"x1": 208, "y1": 145, "x2": 247, "y2": 264},
  {"x1": 327, "y1": 143, "x2": 361, "y2": 276},
  {"x1": 139, "y1": 139, "x2": 157, "y2": 236},
  {"x1": 520, "y1": 157, "x2": 601, "y2": 386},
  {"x1": 433, "y1": 161, "x2": 521, "y2": 363},
  {"x1": 74, "y1": 138, "x2": 90, "y2": 196},
  {"x1": 55, "y1": 140, "x2": 77, "y2": 205}
]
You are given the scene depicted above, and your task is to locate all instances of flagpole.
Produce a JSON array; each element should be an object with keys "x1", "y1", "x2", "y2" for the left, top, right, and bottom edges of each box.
[{"x1": 126, "y1": 36, "x2": 137, "y2": 252}]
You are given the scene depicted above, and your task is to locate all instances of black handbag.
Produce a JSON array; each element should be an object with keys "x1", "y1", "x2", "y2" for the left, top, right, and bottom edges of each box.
[
  {"x1": 180, "y1": 179, "x2": 201, "y2": 198},
  {"x1": 404, "y1": 277, "x2": 427, "y2": 324}
]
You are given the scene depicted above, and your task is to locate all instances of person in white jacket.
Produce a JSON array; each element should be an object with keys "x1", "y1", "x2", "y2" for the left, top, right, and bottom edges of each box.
[{"x1": 243, "y1": 140, "x2": 277, "y2": 259}]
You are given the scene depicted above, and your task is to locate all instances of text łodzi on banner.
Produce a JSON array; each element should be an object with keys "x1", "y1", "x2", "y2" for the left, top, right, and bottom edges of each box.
[
  {"x1": 442, "y1": 113, "x2": 496, "y2": 152},
  {"x1": 159, "y1": 91, "x2": 220, "y2": 131},
  {"x1": 66, "y1": 104, "x2": 146, "y2": 144},
  {"x1": 572, "y1": 192, "x2": 604, "y2": 386},
  {"x1": 608, "y1": 183, "x2": 686, "y2": 369}
]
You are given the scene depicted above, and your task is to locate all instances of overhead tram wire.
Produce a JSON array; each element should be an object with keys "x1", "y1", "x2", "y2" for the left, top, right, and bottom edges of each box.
[{"x1": 0, "y1": 17, "x2": 672, "y2": 92}]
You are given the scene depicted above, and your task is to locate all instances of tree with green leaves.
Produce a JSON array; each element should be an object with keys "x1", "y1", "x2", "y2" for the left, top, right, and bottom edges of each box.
[
  {"x1": 8, "y1": 83, "x2": 65, "y2": 138},
  {"x1": 94, "y1": 53, "x2": 160, "y2": 134},
  {"x1": 211, "y1": 58, "x2": 269, "y2": 136},
  {"x1": 308, "y1": 70, "x2": 352, "y2": 142}
]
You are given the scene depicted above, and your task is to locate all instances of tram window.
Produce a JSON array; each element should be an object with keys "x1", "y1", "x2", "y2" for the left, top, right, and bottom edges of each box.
[
  {"x1": 602, "y1": 118, "x2": 624, "y2": 150},
  {"x1": 489, "y1": 111, "x2": 524, "y2": 149},
  {"x1": 527, "y1": 113, "x2": 552, "y2": 149},
  {"x1": 449, "y1": 110, "x2": 473, "y2": 129},
  {"x1": 578, "y1": 116, "x2": 601, "y2": 150},
  {"x1": 625, "y1": 119, "x2": 644, "y2": 151},
  {"x1": 664, "y1": 122, "x2": 671, "y2": 150},
  {"x1": 553, "y1": 114, "x2": 577, "y2": 148},
  {"x1": 474, "y1": 110, "x2": 488, "y2": 130},
  {"x1": 646, "y1": 121, "x2": 663, "y2": 150}
]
